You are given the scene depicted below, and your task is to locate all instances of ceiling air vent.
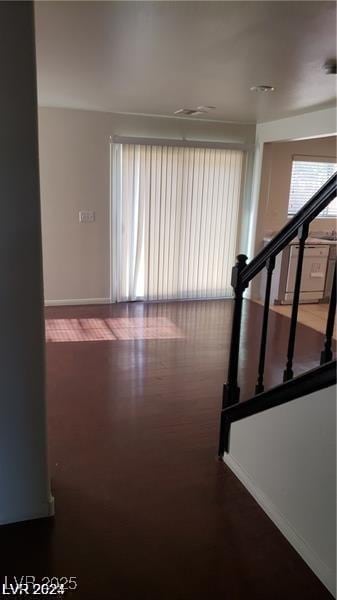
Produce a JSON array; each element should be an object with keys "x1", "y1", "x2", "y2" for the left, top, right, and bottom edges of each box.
[
  {"x1": 174, "y1": 106, "x2": 216, "y2": 117},
  {"x1": 324, "y1": 59, "x2": 337, "y2": 75}
]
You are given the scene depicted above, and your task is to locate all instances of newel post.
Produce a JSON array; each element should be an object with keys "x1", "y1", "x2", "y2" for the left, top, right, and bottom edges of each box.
[{"x1": 218, "y1": 254, "x2": 248, "y2": 456}]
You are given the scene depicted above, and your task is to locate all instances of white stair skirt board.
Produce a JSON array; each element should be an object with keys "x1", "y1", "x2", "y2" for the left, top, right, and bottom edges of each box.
[
  {"x1": 44, "y1": 298, "x2": 111, "y2": 306},
  {"x1": 223, "y1": 453, "x2": 336, "y2": 597},
  {"x1": 0, "y1": 496, "x2": 54, "y2": 526}
]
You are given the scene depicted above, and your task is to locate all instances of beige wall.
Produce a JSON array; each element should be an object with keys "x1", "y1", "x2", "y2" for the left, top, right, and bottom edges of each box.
[
  {"x1": 38, "y1": 107, "x2": 255, "y2": 304},
  {"x1": 256, "y1": 136, "x2": 337, "y2": 252}
]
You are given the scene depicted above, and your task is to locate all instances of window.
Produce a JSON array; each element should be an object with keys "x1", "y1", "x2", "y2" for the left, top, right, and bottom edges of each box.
[
  {"x1": 111, "y1": 143, "x2": 244, "y2": 302},
  {"x1": 288, "y1": 158, "x2": 337, "y2": 218}
]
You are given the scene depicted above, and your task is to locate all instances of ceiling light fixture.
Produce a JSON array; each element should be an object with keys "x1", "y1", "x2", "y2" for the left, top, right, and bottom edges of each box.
[{"x1": 250, "y1": 85, "x2": 275, "y2": 92}]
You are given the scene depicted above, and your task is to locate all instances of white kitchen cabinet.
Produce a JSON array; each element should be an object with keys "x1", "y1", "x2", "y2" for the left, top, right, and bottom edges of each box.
[
  {"x1": 261, "y1": 238, "x2": 334, "y2": 305},
  {"x1": 284, "y1": 244, "x2": 329, "y2": 303}
]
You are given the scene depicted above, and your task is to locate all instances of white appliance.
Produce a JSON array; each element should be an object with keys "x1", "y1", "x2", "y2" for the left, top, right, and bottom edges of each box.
[{"x1": 285, "y1": 244, "x2": 329, "y2": 303}]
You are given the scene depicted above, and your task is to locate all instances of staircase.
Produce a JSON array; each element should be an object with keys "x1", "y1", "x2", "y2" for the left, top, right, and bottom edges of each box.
[{"x1": 218, "y1": 172, "x2": 337, "y2": 455}]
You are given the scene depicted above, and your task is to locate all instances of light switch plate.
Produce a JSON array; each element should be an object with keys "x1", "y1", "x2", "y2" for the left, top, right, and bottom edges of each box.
[{"x1": 79, "y1": 210, "x2": 95, "y2": 223}]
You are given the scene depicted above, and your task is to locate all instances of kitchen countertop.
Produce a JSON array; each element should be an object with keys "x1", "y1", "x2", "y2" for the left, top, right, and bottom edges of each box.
[
  {"x1": 305, "y1": 237, "x2": 337, "y2": 245},
  {"x1": 263, "y1": 234, "x2": 337, "y2": 245}
]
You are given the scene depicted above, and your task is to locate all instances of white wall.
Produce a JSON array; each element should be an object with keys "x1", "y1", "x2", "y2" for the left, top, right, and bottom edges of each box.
[
  {"x1": 223, "y1": 384, "x2": 336, "y2": 596},
  {"x1": 257, "y1": 107, "x2": 337, "y2": 144},
  {"x1": 0, "y1": 2, "x2": 53, "y2": 524},
  {"x1": 38, "y1": 105, "x2": 336, "y2": 304},
  {"x1": 38, "y1": 107, "x2": 255, "y2": 304},
  {"x1": 38, "y1": 108, "x2": 111, "y2": 304}
]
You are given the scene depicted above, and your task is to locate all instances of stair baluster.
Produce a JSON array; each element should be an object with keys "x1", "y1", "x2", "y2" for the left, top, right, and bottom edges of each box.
[
  {"x1": 321, "y1": 262, "x2": 336, "y2": 364},
  {"x1": 283, "y1": 223, "x2": 309, "y2": 382},
  {"x1": 255, "y1": 256, "x2": 275, "y2": 394}
]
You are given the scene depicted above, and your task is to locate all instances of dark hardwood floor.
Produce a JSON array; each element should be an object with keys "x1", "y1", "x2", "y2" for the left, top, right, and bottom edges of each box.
[{"x1": 1, "y1": 299, "x2": 334, "y2": 599}]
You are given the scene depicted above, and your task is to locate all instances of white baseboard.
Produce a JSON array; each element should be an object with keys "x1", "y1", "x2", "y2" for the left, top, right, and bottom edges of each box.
[
  {"x1": 223, "y1": 453, "x2": 336, "y2": 597},
  {"x1": 44, "y1": 298, "x2": 111, "y2": 307}
]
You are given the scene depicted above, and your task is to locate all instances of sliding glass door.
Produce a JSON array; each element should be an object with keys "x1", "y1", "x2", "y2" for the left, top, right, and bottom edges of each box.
[{"x1": 111, "y1": 143, "x2": 244, "y2": 302}]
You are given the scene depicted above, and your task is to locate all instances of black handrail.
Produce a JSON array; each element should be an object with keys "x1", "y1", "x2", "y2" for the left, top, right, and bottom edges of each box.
[
  {"x1": 221, "y1": 360, "x2": 336, "y2": 452},
  {"x1": 218, "y1": 171, "x2": 337, "y2": 456},
  {"x1": 242, "y1": 172, "x2": 337, "y2": 285}
]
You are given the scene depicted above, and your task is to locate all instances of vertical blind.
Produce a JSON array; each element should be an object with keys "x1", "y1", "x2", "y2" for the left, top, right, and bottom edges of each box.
[
  {"x1": 288, "y1": 158, "x2": 337, "y2": 217},
  {"x1": 111, "y1": 143, "x2": 244, "y2": 302}
]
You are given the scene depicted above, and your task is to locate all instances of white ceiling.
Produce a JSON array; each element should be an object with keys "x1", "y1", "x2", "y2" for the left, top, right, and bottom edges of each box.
[{"x1": 35, "y1": 1, "x2": 337, "y2": 124}]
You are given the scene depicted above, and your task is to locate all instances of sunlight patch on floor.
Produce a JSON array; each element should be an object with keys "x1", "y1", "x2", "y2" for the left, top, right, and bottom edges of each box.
[{"x1": 45, "y1": 317, "x2": 184, "y2": 343}]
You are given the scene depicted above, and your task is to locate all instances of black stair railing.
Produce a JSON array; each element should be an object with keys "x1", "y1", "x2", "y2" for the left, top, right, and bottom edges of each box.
[
  {"x1": 221, "y1": 360, "x2": 336, "y2": 428},
  {"x1": 219, "y1": 172, "x2": 337, "y2": 456}
]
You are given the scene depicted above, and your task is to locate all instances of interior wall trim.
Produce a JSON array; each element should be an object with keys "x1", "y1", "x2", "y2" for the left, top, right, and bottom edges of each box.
[
  {"x1": 111, "y1": 135, "x2": 253, "y2": 152},
  {"x1": 44, "y1": 298, "x2": 111, "y2": 307}
]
